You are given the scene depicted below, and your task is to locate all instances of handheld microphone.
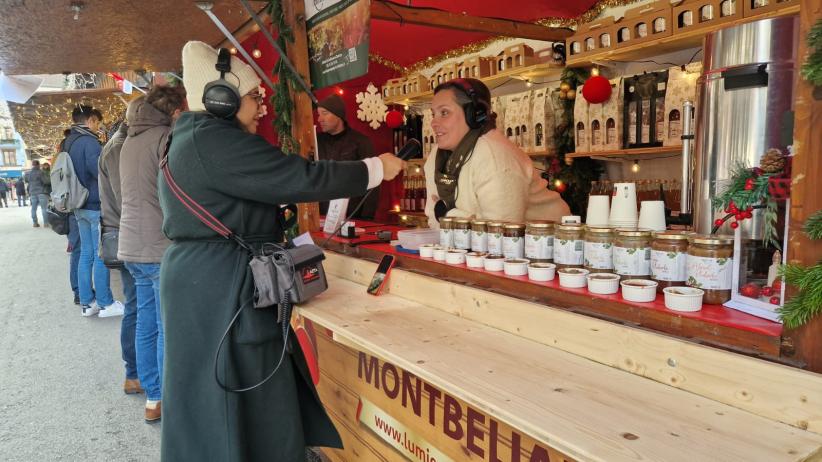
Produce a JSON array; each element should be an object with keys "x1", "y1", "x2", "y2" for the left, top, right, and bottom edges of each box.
[{"x1": 395, "y1": 139, "x2": 422, "y2": 161}]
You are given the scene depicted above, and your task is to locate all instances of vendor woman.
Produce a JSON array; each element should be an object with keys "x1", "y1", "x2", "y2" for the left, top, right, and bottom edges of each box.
[{"x1": 424, "y1": 78, "x2": 570, "y2": 227}]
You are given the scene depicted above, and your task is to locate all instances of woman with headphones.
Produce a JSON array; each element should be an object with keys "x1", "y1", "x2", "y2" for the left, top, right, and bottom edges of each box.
[
  {"x1": 158, "y1": 41, "x2": 404, "y2": 461},
  {"x1": 424, "y1": 78, "x2": 570, "y2": 227}
]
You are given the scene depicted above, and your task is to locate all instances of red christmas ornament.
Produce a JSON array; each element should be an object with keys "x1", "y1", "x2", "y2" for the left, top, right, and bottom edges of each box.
[
  {"x1": 769, "y1": 296, "x2": 781, "y2": 305},
  {"x1": 761, "y1": 286, "x2": 774, "y2": 297},
  {"x1": 385, "y1": 110, "x2": 404, "y2": 129},
  {"x1": 582, "y1": 75, "x2": 612, "y2": 104},
  {"x1": 730, "y1": 221, "x2": 739, "y2": 229},
  {"x1": 740, "y1": 283, "x2": 761, "y2": 298},
  {"x1": 772, "y1": 279, "x2": 782, "y2": 291}
]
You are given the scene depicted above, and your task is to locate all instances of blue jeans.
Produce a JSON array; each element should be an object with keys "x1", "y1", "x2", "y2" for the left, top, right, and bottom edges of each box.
[
  {"x1": 68, "y1": 213, "x2": 81, "y2": 298},
  {"x1": 30, "y1": 193, "x2": 48, "y2": 225},
  {"x1": 125, "y1": 262, "x2": 164, "y2": 401},
  {"x1": 18, "y1": 194, "x2": 27, "y2": 206},
  {"x1": 119, "y1": 268, "x2": 139, "y2": 380},
  {"x1": 74, "y1": 209, "x2": 113, "y2": 307}
]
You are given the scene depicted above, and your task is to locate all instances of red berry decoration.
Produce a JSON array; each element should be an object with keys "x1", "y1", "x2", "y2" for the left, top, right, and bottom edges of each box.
[
  {"x1": 744, "y1": 178, "x2": 754, "y2": 190},
  {"x1": 761, "y1": 286, "x2": 774, "y2": 297},
  {"x1": 740, "y1": 283, "x2": 761, "y2": 298},
  {"x1": 769, "y1": 296, "x2": 781, "y2": 305},
  {"x1": 735, "y1": 213, "x2": 744, "y2": 221},
  {"x1": 743, "y1": 211, "x2": 753, "y2": 219},
  {"x1": 746, "y1": 206, "x2": 753, "y2": 212},
  {"x1": 753, "y1": 167, "x2": 763, "y2": 176},
  {"x1": 714, "y1": 218, "x2": 724, "y2": 226},
  {"x1": 730, "y1": 221, "x2": 739, "y2": 229}
]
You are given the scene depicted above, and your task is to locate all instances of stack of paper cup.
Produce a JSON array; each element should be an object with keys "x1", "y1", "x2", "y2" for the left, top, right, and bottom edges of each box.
[
  {"x1": 638, "y1": 201, "x2": 667, "y2": 231},
  {"x1": 609, "y1": 182, "x2": 638, "y2": 228},
  {"x1": 586, "y1": 196, "x2": 610, "y2": 226}
]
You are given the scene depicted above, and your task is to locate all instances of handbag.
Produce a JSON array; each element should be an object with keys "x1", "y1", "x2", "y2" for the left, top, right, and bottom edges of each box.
[
  {"x1": 46, "y1": 206, "x2": 70, "y2": 235},
  {"x1": 100, "y1": 228, "x2": 124, "y2": 269}
]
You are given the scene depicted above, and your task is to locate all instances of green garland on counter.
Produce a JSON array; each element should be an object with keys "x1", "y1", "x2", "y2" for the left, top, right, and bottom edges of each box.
[
  {"x1": 553, "y1": 67, "x2": 603, "y2": 217},
  {"x1": 778, "y1": 210, "x2": 822, "y2": 328},
  {"x1": 801, "y1": 19, "x2": 822, "y2": 87},
  {"x1": 267, "y1": 0, "x2": 301, "y2": 154}
]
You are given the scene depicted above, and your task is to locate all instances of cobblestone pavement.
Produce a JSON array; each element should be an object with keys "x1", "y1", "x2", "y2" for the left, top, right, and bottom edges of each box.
[{"x1": 0, "y1": 205, "x2": 160, "y2": 461}]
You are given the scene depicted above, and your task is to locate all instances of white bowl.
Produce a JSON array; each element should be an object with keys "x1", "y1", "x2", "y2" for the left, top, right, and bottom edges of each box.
[
  {"x1": 504, "y1": 258, "x2": 529, "y2": 276},
  {"x1": 483, "y1": 255, "x2": 505, "y2": 272},
  {"x1": 528, "y1": 263, "x2": 556, "y2": 281},
  {"x1": 466, "y1": 252, "x2": 486, "y2": 268},
  {"x1": 663, "y1": 286, "x2": 705, "y2": 312},
  {"x1": 620, "y1": 279, "x2": 659, "y2": 303},
  {"x1": 586, "y1": 273, "x2": 620, "y2": 294},
  {"x1": 419, "y1": 244, "x2": 437, "y2": 258},
  {"x1": 433, "y1": 248, "x2": 448, "y2": 261},
  {"x1": 446, "y1": 249, "x2": 468, "y2": 265},
  {"x1": 558, "y1": 268, "x2": 590, "y2": 288}
]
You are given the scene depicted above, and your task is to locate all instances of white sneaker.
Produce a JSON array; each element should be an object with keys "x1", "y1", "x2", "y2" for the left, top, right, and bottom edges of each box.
[
  {"x1": 99, "y1": 300, "x2": 125, "y2": 318},
  {"x1": 81, "y1": 301, "x2": 99, "y2": 317}
]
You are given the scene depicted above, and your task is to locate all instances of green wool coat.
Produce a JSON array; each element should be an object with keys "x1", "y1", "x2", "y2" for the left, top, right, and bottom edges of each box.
[{"x1": 158, "y1": 112, "x2": 368, "y2": 461}]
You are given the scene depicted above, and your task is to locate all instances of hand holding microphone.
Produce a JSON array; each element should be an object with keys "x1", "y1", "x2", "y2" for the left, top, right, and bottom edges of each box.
[{"x1": 378, "y1": 139, "x2": 420, "y2": 181}]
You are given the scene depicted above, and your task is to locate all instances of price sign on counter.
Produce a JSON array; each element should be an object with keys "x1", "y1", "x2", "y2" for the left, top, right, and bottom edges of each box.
[{"x1": 323, "y1": 198, "x2": 350, "y2": 235}]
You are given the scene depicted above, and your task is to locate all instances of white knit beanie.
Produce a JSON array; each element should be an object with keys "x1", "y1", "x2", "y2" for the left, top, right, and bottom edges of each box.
[{"x1": 182, "y1": 41, "x2": 262, "y2": 112}]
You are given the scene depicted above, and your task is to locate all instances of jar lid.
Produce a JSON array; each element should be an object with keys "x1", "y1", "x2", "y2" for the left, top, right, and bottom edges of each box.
[
  {"x1": 616, "y1": 228, "x2": 653, "y2": 237},
  {"x1": 439, "y1": 217, "x2": 454, "y2": 223},
  {"x1": 585, "y1": 226, "x2": 613, "y2": 234},
  {"x1": 652, "y1": 231, "x2": 690, "y2": 240},
  {"x1": 688, "y1": 234, "x2": 735, "y2": 245},
  {"x1": 504, "y1": 223, "x2": 526, "y2": 229},
  {"x1": 526, "y1": 221, "x2": 555, "y2": 228},
  {"x1": 471, "y1": 219, "x2": 488, "y2": 226},
  {"x1": 557, "y1": 223, "x2": 584, "y2": 231},
  {"x1": 486, "y1": 221, "x2": 506, "y2": 227},
  {"x1": 454, "y1": 218, "x2": 472, "y2": 224}
]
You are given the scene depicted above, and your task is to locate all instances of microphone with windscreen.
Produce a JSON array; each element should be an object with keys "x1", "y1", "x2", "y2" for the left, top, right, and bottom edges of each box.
[{"x1": 395, "y1": 138, "x2": 421, "y2": 161}]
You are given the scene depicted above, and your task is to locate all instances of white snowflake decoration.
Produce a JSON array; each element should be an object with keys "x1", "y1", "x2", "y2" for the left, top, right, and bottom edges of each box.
[{"x1": 356, "y1": 83, "x2": 388, "y2": 130}]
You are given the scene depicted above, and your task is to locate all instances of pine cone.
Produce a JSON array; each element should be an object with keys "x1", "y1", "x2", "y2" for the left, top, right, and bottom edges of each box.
[{"x1": 760, "y1": 148, "x2": 786, "y2": 173}]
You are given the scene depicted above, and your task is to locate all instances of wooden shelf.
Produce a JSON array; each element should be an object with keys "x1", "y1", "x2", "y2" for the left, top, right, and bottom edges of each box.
[
  {"x1": 567, "y1": 145, "x2": 682, "y2": 159},
  {"x1": 528, "y1": 148, "x2": 557, "y2": 158},
  {"x1": 566, "y1": 5, "x2": 800, "y2": 68},
  {"x1": 385, "y1": 61, "x2": 564, "y2": 105}
]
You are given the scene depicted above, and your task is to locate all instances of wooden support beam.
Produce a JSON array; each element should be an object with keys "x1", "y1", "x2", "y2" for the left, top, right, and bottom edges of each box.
[
  {"x1": 371, "y1": 0, "x2": 573, "y2": 42},
  {"x1": 283, "y1": 0, "x2": 321, "y2": 233}
]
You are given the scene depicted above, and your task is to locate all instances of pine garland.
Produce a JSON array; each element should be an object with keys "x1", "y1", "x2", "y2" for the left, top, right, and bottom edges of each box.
[
  {"x1": 268, "y1": 0, "x2": 301, "y2": 154},
  {"x1": 801, "y1": 19, "x2": 822, "y2": 87},
  {"x1": 778, "y1": 210, "x2": 822, "y2": 328},
  {"x1": 712, "y1": 162, "x2": 781, "y2": 249}
]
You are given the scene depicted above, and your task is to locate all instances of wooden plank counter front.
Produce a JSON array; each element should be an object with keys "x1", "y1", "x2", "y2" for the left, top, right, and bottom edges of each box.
[{"x1": 296, "y1": 252, "x2": 822, "y2": 462}]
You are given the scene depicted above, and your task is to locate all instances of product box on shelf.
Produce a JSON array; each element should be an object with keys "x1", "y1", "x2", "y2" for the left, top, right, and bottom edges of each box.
[
  {"x1": 588, "y1": 102, "x2": 606, "y2": 152},
  {"x1": 613, "y1": 1, "x2": 673, "y2": 49},
  {"x1": 672, "y1": 0, "x2": 742, "y2": 34},
  {"x1": 623, "y1": 70, "x2": 669, "y2": 148},
  {"x1": 567, "y1": 19, "x2": 616, "y2": 59},
  {"x1": 495, "y1": 43, "x2": 536, "y2": 73},
  {"x1": 602, "y1": 78, "x2": 625, "y2": 150},
  {"x1": 503, "y1": 91, "x2": 534, "y2": 151},
  {"x1": 742, "y1": 0, "x2": 798, "y2": 18},
  {"x1": 663, "y1": 63, "x2": 702, "y2": 146},
  {"x1": 531, "y1": 89, "x2": 558, "y2": 153},
  {"x1": 574, "y1": 85, "x2": 591, "y2": 153},
  {"x1": 458, "y1": 56, "x2": 496, "y2": 79},
  {"x1": 404, "y1": 74, "x2": 429, "y2": 96},
  {"x1": 383, "y1": 78, "x2": 404, "y2": 99}
]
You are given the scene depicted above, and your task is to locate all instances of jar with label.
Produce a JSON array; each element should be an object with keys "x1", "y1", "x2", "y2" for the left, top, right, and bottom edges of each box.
[
  {"x1": 613, "y1": 229, "x2": 652, "y2": 280},
  {"x1": 525, "y1": 221, "x2": 555, "y2": 263},
  {"x1": 439, "y1": 217, "x2": 454, "y2": 248},
  {"x1": 453, "y1": 218, "x2": 472, "y2": 250},
  {"x1": 651, "y1": 231, "x2": 689, "y2": 292},
  {"x1": 502, "y1": 223, "x2": 526, "y2": 259},
  {"x1": 471, "y1": 219, "x2": 488, "y2": 253},
  {"x1": 584, "y1": 226, "x2": 614, "y2": 273},
  {"x1": 486, "y1": 221, "x2": 505, "y2": 256},
  {"x1": 687, "y1": 235, "x2": 734, "y2": 304},
  {"x1": 554, "y1": 223, "x2": 585, "y2": 269}
]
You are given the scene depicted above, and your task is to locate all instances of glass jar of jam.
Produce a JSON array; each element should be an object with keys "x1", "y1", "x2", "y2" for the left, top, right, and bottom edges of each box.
[
  {"x1": 486, "y1": 221, "x2": 505, "y2": 256},
  {"x1": 453, "y1": 218, "x2": 472, "y2": 250},
  {"x1": 470, "y1": 219, "x2": 488, "y2": 253},
  {"x1": 439, "y1": 217, "x2": 454, "y2": 248},
  {"x1": 502, "y1": 223, "x2": 526, "y2": 259},
  {"x1": 651, "y1": 231, "x2": 690, "y2": 292},
  {"x1": 687, "y1": 234, "x2": 734, "y2": 304},
  {"x1": 525, "y1": 221, "x2": 555, "y2": 263},
  {"x1": 554, "y1": 223, "x2": 585, "y2": 269},
  {"x1": 584, "y1": 226, "x2": 614, "y2": 273},
  {"x1": 613, "y1": 229, "x2": 652, "y2": 280}
]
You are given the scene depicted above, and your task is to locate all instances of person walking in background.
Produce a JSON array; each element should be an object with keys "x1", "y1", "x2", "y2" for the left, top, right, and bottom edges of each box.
[
  {"x1": 67, "y1": 213, "x2": 81, "y2": 305},
  {"x1": 99, "y1": 97, "x2": 145, "y2": 397},
  {"x1": 66, "y1": 105, "x2": 123, "y2": 318},
  {"x1": 15, "y1": 178, "x2": 26, "y2": 206},
  {"x1": 24, "y1": 160, "x2": 49, "y2": 227},
  {"x1": 0, "y1": 179, "x2": 9, "y2": 207},
  {"x1": 41, "y1": 162, "x2": 52, "y2": 197},
  {"x1": 119, "y1": 86, "x2": 185, "y2": 422}
]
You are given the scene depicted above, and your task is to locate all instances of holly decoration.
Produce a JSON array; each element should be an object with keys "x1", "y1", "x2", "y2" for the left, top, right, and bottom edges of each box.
[
  {"x1": 778, "y1": 209, "x2": 822, "y2": 328},
  {"x1": 800, "y1": 19, "x2": 822, "y2": 87}
]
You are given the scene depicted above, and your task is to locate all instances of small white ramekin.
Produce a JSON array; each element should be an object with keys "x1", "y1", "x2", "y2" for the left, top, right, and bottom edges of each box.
[
  {"x1": 503, "y1": 258, "x2": 529, "y2": 276},
  {"x1": 663, "y1": 286, "x2": 705, "y2": 312},
  {"x1": 433, "y1": 248, "x2": 448, "y2": 261},
  {"x1": 621, "y1": 279, "x2": 659, "y2": 303},
  {"x1": 558, "y1": 268, "x2": 590, "y2": 288},
  {"x1": 484, "y1": 255, "x2": 505, "y2": 272},
  {"x1": 586, "y1": 273, "x2": 620, "y2": 294},
  {"x1": 446, "y1": 249, "x2": 468, "y2": 265},
  {"x1": 419, "y1": 244, "x2": 437, "y2": 258},
  {"x1": 466, "y1": 252, "x2": 486, "y2": 268},
  {"x1": 527, "y1": 263, "x2": 556, "y2": 282}
]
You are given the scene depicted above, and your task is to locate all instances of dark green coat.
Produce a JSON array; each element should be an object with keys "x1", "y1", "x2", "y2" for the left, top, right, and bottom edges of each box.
[{"x1": 159, "y1": 112, "x2": 367, "y2": 461}]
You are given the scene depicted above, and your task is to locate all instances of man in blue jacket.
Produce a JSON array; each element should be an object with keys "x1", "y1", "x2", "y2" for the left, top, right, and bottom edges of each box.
[{"x1": 66, "y1": 105, "x2": 123, "y2": 318}]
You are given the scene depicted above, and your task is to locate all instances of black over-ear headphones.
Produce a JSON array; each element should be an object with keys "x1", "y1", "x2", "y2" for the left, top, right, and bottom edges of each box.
[
  {"x1": 449, "y1": 78, "x2": 488, "y2": 130},
  {"x1": 202, "y1": 48, "x2": 241, "y2": 119}
]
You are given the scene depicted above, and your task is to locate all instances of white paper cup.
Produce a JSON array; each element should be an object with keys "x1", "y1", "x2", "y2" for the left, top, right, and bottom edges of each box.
[
  {"x1": 419, "y1": 244, "x2": 437, "y2": 258},
  {"x1": 466, "y1": 252, "x2": 486, "y2": 268},
  {"x1": 609, "y1": 182, "x2": 638, "y2": 225},
  {"x1": 586, "y1": 273, "x2": 620, "y2": 294},
  {"x1": 446, "y1": 249, "x2": 468, "y2": 265},
  {"x1": 586, "y1": 195, "x2": 611, "y2": 226},
  {"x1": 663, "y1": 286, "x2": 704, "y2": 312},
  {"x1": 433, "y1": 248, "x2": 448, "y2": 261},
  {"x1": 503, "y1": 258, "x2": 529, "y2": 276},
  {"x1": 558, "y1": 268, "x2": 590, "y2": 288},
  {"x1": 638, "y1": 201, "x2": 667, "y2": 231},
  {"x1": 620, "y1": 279, "x2": 659, "y2": 302},
  {"x1": 528, "y1": 262, "x2": 556, "y2": 281},
  {"x1": 484, "y1": 255, "x2": 505, "y2": 272}
]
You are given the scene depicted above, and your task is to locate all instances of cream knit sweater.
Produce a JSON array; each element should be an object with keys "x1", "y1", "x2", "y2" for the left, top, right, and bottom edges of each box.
[{"x1": 424, "y1": 129, "x2": 570, "y2": 228}]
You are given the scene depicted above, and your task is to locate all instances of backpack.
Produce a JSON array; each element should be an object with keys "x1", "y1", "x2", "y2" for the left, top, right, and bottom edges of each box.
[{"x1": 50, "y1": 150, "x2": 89, "y2": 213}]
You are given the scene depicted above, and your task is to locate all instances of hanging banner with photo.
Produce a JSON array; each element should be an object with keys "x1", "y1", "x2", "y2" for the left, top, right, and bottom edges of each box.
[{"x1": 304, "y1": 0, "x2": 370, "y2": 89}]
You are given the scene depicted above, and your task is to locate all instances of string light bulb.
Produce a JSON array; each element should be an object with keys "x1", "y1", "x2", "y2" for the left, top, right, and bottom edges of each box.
[
  {"x1": 336, "y1": 87, "x2": 345, "y2": 96},
  {"x1": 591, "y1": 67, "x2": 600, "y2": 77},
  {"x1": 229, "y1": 47, "x2": 238, "y2": 55},
  {"x1": 252, "y1": 48, "x2": 262, "y2": 59},
  {"x1": 525, "y1": 79, "x2": 533, "y2": 88},
  {"x1": 632, "y1": 160, "x2": 640, "y2": 173}
]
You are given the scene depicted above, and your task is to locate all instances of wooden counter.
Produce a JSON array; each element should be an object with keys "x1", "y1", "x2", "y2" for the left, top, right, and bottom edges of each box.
[{"x1": 297, "y1": 252, "x2": 822, "y2": 462}]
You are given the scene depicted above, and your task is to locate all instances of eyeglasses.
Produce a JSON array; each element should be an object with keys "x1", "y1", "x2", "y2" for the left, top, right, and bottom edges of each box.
[{"x1": 247, "y1": 93, "x2": 264, "y2": 105}]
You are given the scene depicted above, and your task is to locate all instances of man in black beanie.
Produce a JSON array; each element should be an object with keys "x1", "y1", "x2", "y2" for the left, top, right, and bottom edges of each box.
[{"x1": 316, "y1": 93, "x2": 379, "y2": 219}]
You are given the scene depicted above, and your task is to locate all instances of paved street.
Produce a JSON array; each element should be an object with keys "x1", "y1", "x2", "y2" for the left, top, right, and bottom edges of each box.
[{"x1": 0, "y1": 205, "x2": 160, "y2": 461}]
